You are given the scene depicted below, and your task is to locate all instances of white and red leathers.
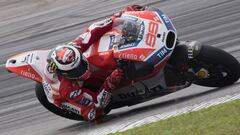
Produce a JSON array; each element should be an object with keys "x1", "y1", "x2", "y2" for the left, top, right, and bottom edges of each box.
[{"x1": 43, "y1": 5, "x2": 143, "y2": 121}]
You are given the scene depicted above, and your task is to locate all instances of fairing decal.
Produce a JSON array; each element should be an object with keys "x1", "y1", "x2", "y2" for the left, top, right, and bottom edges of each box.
[
  {"x1": 146, "y1": 46, "x2": 172, "y2": 65},
  {"x1": 5, "y1": 50, "x2": 49, "y2": 82},
  {"x1": 7, "y1": 64, "x2": 42, "y2": 82},
  {"x1": 155, "y1": 9, "x2": 176, "y2": 32},
  {"x1": 114, "y1": 48, "x2": 155, "y2": 61},
  {"x1": 123, "y1": 11, "x2": 162, "y2": 23}
]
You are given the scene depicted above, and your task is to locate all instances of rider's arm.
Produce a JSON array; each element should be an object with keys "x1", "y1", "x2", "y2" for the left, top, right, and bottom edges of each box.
[
  {"x1": 78, "y1": 68, "x2": 125, "y2": 120},
  {"x1": 95, "y1": 68, "x2": 124, "y2": 108},
  {"x1": 59, "y1": 80, "x2": 106, "y2": 121},
  {"x1": 69, "y1": 18, "x2": 114, "y2": 52}
]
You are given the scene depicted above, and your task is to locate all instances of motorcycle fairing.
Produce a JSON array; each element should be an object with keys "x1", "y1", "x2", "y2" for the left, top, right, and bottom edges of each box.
[
  {"x1": 123, "y1": 11, "x2": 162, "y2": 23},
  {"x1": 86, "y1": 9, "x2": 177, "y2": 70},
  {"x1": 111, "y1": 69, "x2": 167, "y2": 102},
  {"x1": 5, "y1": 50, "x2": 50, "y2": 82},
  {"x1": 115, "y1": 10, "x2": 177, "y2": 66}
]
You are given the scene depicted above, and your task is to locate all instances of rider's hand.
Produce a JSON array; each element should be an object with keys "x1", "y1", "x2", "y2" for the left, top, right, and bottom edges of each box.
[{"x1": 95, "y1": 89, "x2": 111, "y2": 108}]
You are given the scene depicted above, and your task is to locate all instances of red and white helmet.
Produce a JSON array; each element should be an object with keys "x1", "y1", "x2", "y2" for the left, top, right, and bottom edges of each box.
[{"x1": 47, "y1": 45, "x2": 90, "y2": 80}]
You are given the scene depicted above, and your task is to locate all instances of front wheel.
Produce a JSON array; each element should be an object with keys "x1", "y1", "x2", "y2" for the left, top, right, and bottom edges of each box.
[{"x1": 191, "y1": 45, "x2": 240, "y2": 87}]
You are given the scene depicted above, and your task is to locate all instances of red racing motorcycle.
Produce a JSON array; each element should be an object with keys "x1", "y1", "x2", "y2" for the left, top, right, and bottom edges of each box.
[{"x1": 5, "y1": 7, "x2": 240, "y2": 120}]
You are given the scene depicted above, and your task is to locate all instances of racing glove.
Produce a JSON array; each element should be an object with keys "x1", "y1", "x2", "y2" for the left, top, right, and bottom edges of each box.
[
  {"x1": 95, "y1": 89, "x2": 111, "y2": 108},
  {"x1": 95, "y1": 68, "x2": 124, "y2": 108}
]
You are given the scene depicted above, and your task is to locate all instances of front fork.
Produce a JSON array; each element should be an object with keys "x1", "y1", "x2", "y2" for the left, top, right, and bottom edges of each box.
[{"x1": 164, "y1": 40, "x2": 203, "y2": 88}]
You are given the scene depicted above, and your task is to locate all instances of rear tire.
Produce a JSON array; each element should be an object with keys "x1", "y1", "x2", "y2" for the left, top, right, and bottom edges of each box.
[
  {"x1": 192, "y1": 45, "x2": 240, "y2": 87},
  {"x1": 35, "y1": 83, "x2": 84, "y2": 121}
]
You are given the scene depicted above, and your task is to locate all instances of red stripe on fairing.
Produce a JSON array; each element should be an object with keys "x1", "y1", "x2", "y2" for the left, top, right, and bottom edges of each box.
[
  {"x1": 124, "y1": 11, "x2": 162, "y2": 23},
  {"x1": 6, "y1": 65, "x2": 42, "y2": 82}
]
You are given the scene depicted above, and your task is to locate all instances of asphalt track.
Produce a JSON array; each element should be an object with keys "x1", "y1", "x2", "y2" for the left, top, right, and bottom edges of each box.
[{"x1": 0, "y1": 0, "x2": 240, "y2": 135}]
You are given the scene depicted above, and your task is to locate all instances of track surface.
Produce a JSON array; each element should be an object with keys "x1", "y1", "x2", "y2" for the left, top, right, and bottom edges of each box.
[{"x1": 1, "y1": 0, "x2": 240, "y2": 135}]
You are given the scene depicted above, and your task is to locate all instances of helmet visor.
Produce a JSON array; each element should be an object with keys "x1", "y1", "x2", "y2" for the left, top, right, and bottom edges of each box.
[{"x1": 57, "y1": 58, "x2": 88, "y2": 79}]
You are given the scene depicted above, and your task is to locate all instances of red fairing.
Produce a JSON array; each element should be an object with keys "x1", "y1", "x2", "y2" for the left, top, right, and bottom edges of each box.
[{"x1": 87, "y1": 40, "x2": 117, "y2": 70}]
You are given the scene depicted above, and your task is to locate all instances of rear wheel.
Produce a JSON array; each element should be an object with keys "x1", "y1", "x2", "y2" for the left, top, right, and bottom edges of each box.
[
  {"x1": 191, "y1": 45, "x2": 240, "y2": 87},
  {"x1": 35, "y1": 83, "x2": 84, "y2": 121}
]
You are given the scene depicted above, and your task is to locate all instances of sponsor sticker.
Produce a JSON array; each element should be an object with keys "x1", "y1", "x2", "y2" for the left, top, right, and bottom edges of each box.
[
  {"x1": 20, "y1": 70, "x2": 36, "y2": 80},
  {"x1": 21, "y1": 53, "x2": 34, "y2": 64},
  {"x1": 88, "y1": 109, "x2": 96, "y2": 120},
  {"x1": 42, "y1": 81, "x2": 54, "y2": 103},
  {"x1": 69, "y1": 89, "x2": 82, "y2": 99},
  {"x1": 147, "y1": 47, "x2": 171, "y2": 65},
  {"x1": 118, "y1": 42, "x2": 140, "y2": 50},
  {"x1": 61, "y1": 102, "x2": 81, "y2": 115},
  {"x1": 156, "y1": 9, "x2": 176, "y2": 31}
]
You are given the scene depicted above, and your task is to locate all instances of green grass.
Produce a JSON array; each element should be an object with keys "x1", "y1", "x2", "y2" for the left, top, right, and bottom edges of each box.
[{"x1": 111, "y1": 99, "x2": 240, "y2": 135}]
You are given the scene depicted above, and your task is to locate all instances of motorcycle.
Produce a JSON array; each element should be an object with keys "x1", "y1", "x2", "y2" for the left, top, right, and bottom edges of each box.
[{"x1": 5, "y1": 7, "x2": 240, "y2": 121}]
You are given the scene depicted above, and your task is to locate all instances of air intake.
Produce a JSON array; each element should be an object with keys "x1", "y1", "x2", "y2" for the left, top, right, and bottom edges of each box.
[{"x1": 166, "y1": 31, "x2": 176, "y2": 49}]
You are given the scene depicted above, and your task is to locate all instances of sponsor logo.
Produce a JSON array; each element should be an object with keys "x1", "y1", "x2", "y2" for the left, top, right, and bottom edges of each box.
[
  {"x1": 147, "y1": 47, "x2": 171, "y2": 65},
  {"x1": 42, "y1": 81, "x2": 54, "y2": 103},
  {"x1": 118, "y1": 84, "x2": 164, "y2": 99},
  {"x1": 119, "y1": 42, "x2": 138, "y2": 50},
  {"x1": 187, "y1": 41, "x2": 199, "y2": 59},
  {"x1": 156, "y1": 47, "x2": 168, "y2": 59},
  {"x1": 79, "y1": 97, "x2": 92, "y2": 106},
  {"x1": 69, "y1": 89, "x2": 82, "y2": 99},
  {"x1": 88, "y1": 109, "x2": 96, "y2": 120},
  {"x1": 161, "y1": 14, "x2": 170, "y2": 24},
  {"x1": 42, "y1": 82, "x2": 52, "y2": 95},
  {"x1": 61, "y1": 103, "x2": 81, "y2": 115},
  {"x1": 156, "y1": 9, "x2": 175, "y2": 31},
  {"x1": 20, "y1": 70, "x2": 36, "y2": 79},
  {"x1": 21, "y1": 53, "x2": 34, "y2": 64},
  {"x1": 139, "y1": 54, "x2": 146, "y2": 61},
  {"x1": 119, "y1": 53, "x2": 138, "y2": 60}
]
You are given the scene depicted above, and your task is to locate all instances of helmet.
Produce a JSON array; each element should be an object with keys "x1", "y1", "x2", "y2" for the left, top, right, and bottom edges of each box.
[{"x1": 47, "y1": 45, "x2": 90, "y2": 80}]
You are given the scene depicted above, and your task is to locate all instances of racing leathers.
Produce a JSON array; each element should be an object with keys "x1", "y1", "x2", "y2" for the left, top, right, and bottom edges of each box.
[{"x1": 43, "y1": 5, "x2": 144, "y2": 121}]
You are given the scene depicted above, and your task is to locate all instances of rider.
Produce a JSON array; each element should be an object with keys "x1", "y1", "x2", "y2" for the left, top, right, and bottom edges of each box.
[{"x1": 43, "y1": 5, "x2": 145, "y2": 121}]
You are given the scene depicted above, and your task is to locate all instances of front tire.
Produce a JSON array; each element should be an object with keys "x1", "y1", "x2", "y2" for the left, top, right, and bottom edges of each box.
[{"x1": 192, "y1": 45, "x2": 240, "y2": 87}]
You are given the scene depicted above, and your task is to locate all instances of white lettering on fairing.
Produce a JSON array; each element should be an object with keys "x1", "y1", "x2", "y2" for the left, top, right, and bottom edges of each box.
[
  {"x1": 20, "y1": 70, "x2": 36, "y2": 79},
  {"x1": 161, "y1": 14, "x2": 170, "y2": 23},
  {"x1": 61, "y1": 103, "x2": 81, "y2": 115},
  {"x1": 119, "y1": 53, "x2": 138, "y2": 60},
  {"x1": 157, "y1": 48, "x2": 168, "y2": 59}
]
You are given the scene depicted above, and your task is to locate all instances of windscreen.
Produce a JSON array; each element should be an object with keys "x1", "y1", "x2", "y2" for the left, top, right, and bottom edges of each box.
[{"x1": 113, "y1": 18, "x2": 143, "y2": 45}]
